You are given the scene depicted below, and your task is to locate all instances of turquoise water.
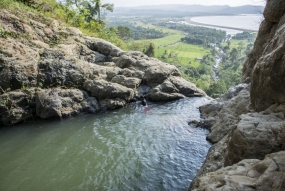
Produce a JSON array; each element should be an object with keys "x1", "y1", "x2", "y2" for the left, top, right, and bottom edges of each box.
[{"x1": 0, "y1": 97, "x2": 211, "y2": 191}]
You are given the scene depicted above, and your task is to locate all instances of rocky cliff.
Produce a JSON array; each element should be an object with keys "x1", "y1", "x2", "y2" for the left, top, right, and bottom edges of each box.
[
  {"x1": 190, "y1": 0, "x2": 285, "y2": 190},
  {"x1": 0, "y1": 9, "x2": 206, "y2": 126}
]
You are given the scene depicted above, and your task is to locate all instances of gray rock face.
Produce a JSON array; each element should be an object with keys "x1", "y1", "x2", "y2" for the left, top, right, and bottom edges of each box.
[
  {"x1": 250, "y1": 22, "x2": 285, "y2": 111},
  {"x1": 0, "y1": 89, "x2": 36, "y2": 125},
  {"x1": 206, "y1": 88, "x2": 252, "y2": 143},
  {"x1": 226, "y1": 104, "x2": 285, "y2": 165},
  {"x1": 35, "y1": 88, "x2": 100, "y2": 119},
  {"x1": 84, "y1": 80, "x2": 134, "y2": 102},
  {"x1": 0, "y1": 8, "x2": 206, "y2": 125},
  {"x1": 263, "y1": 0, "x2": 285, "y2": 22},
  {"x1": 191, "y1": 1, "x2": 285, "y2": 190},
  {"x1": 192, "y1": 151, "x2": 285, "y2": 191}
]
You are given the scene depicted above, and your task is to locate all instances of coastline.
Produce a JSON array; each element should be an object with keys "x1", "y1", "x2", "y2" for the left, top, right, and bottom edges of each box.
[{"x1": 184, "y1": 17, "x2": 258, "y2": 32}]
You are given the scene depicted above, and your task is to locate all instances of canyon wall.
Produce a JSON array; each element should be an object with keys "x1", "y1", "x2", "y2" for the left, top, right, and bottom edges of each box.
[{"x1": 190, "y1": 0, "x2": 285, "y2": 190}]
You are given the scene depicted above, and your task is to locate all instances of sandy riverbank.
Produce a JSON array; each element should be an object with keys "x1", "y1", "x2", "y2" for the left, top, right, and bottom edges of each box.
[{"x1": 184, "y1": 17, "x2": 258, "y2": 32}]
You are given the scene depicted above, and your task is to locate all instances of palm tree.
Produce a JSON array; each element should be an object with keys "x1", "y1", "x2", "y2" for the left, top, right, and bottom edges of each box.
[{"x1": 65, "y1": 0, "x2": 113, "y2": 22}]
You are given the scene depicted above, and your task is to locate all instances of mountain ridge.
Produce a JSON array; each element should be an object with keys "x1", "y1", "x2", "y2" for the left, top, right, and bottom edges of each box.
[{"x1": 110, "y1": 4, "x2": 264, "y2": 16}]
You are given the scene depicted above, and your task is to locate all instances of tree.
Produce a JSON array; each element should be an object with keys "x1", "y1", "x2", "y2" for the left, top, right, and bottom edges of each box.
[
  {"x1": 63, "y1": 0, "x2": 113, "y2": 23},
  {"x1": 207, "y1": 79, "x2": 227, "y2": 98},
  {"x1": 144, "y1": 43, "x2": 155, "y2": 57},
  {"x1": 116, "y1": 26, "x2": 131, "y2": 39},
  {"x1": 230, "y1": 48, "x2": 238, "y2": 62}
]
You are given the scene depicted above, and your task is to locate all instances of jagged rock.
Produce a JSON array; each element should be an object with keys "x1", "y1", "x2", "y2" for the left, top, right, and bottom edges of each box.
[
  {"x1": 191, "y1": 1, "x2": 285, "y2": 190},
  {"x1": 0, "y1": 8, "x2": 206, "y2": 126},
  {"x1": 111, "y1": 75, "x2": 141, "y2": 89},
  {"x1": 84, "y1": 80, "x2": 134, "y2": 101},
  {"x1": 242, "y1": 20, "x2": 275, "y2": 83},
  {"x1": 35, "y1": 88, "x2": 99, "y2": 119},
  {"x1": 226, "y1": 104, "x2": 285, "y2": 165},
  {"x1": 116, "y1": 54, "x2": 137, "y2": 68},
  {"x1": 169, "y1": 76, "x2": 206, "y2": 97},
  {"x1": 101, "y1": 98, "x2": 126, "y2": 110},
  {"x1": 218, "y1": 83, "x2": 248, "y2": 101},
  {"x1": 149, "y1": 77, "x2": 206, "y2": 101},
  {"x1": 263, "y1": 0, "x2": 285, "y2": 22},
  {"x1": 143, "y1": 64, "x2": 180, "y2": 85},
  {"x1": 0, "y1": 89, "x2": 36, "y2": 125},
  {"x1": 0, "y1": 39, "x2": 39, "y2": 91},
  {"x1": 149, "y1": 86, "x2": 185, "y2": 101},
  {"x1": 191, "y1": 151, "x2": 285, "y2": 191},
  {"x1": 190, "y1": 135, "x2": 230, "y2": 190},
  {"x1": 85, "y1": 37, "x2": 123, "y2": 57},
  {"x1": 206, "y1": 88, "x2": 252, "y2": 143},
  {"x1": 250, "y1": 19, "x2": 285, "y2": 111}
]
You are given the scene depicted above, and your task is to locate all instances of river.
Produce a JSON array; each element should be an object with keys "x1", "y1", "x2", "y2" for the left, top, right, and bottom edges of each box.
[
  {"x1": 0, "y1": 97, "x2": 211, "y2": 191},
  {"x1": 183, "y1": 14, "x2": 263, "y2": 35}
]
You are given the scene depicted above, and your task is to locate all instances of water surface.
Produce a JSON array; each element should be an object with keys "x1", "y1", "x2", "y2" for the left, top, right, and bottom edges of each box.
[
  {"x1": 191, "y1": 14, "x2": 263, "y2": 31},
  {"x1": 0, "y1": 97, "x2": 211, "y2": 191}
]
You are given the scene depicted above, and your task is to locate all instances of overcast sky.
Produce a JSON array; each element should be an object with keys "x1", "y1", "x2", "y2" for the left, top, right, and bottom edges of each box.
[{"x1": 102, "y1": 0, "x2": 265, "y2": 7}]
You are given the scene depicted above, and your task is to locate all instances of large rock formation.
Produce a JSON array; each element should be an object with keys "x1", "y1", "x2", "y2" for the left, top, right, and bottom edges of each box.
[
  {"x1": 0, "y1": 9, "x2": 205, "y2": 126},
  {"x1": 190, "y1": 0, "x2": 285, "y2": 190}
]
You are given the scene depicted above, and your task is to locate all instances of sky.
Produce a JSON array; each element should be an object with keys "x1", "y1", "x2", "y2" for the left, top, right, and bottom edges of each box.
[{"x1": 102, "y1": 0, "x2": 265, "y2": 7}]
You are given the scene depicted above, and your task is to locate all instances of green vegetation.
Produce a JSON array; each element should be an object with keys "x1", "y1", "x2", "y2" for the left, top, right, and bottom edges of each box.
[
  {"x1": 1, "y1": 0, "x2": 127, "y2": 49},
  {"x1": 1, "y1": 0, "x2": 256, "y2": 98},
  {"x1": 164, "y1": 23, "x2": 227, "y2": 44},
  {"x1": 107, "y1": 21, "x2": 169, "y2": 40},
  {"x1": 108, "y1": 16, "x2": 254, "y2": 98}
]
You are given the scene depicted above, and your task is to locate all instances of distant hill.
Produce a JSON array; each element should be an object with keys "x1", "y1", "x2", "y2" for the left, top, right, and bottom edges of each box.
[
  {"x1": 215, "y1": 5, "x2": 264, "y2": 14},
  {"x1": 109, "y1": 4, "x2": 264, "y2": 17}
]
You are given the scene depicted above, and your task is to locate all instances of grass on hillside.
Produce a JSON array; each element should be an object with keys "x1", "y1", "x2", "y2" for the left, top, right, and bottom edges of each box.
[
  {"x1": 0, "y1": 0, "x2": 127, "y2": 49},
  {"x1": 135, "y1": 22, "x2": 183, "y2": 35},
  {"x1": 156, "y1": 43, "x2": 209, "y2": 67}
]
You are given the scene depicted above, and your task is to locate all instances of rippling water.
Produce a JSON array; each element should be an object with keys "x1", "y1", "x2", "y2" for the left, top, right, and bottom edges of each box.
[{"x1": 0, "y1": 97, "x2": 211, "y2": 191}]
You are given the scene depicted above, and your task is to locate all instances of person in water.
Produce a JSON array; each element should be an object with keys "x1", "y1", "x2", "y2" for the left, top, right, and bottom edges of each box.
[
  {"x1": 139, "y1": 96, "x2": 147, "y2": 106},
  {"x1": 139, "y1": 96, "x2": 150, "y2": 113}
]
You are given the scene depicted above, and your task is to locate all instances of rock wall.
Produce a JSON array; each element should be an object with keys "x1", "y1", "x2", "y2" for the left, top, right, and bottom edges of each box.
[
  {"x1": 0, "y1": 9, "x2": 205, "y2": 126},
  {"x1": 190, "y1": 0, "x2": 285, "y2": 190}
]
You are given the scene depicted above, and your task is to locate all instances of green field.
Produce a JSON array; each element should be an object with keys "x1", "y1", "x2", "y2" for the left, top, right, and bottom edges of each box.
[
  {"x1": 156, "y1": 43, "x2": 209, "y2": 67},
  {"x1": 135, "y1": 22, "x2": 210, "y2": 67}
]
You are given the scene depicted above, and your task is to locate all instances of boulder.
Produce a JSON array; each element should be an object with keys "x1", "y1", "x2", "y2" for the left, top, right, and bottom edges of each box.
[
  {"x1": 101, "y1": 98, "x2": 126, "y2": 110},
  {"x1": 143, "y1": 64, "x2": 180, "y2": 85},
  {"x1": 111, "y1": 75, "x2": 141, "y2": 89},
  {"x1": 0, "y1": 39, "x2": 39, "y2": 91},
  {"x1": 169, "y1": 76, "x2": 206, "y2": 97},
  {"x1": 83, "y1": 80, "x2": 134, "y2": 102},
  {"x1": 149, "y1": 77, "x2": 206, "y2": 102},
  {"x1": 35, "y1": 88, "x2": 100, "y2": 119},
  {"x1": 226, "y1": 104, "x2": 285, "y2": 165},
  {"x1": 85, "y1": 37, "x2": 123, "y2": 57},
  {"x1": 0, "y1": 89, "x2": 36, "y2": 125},
  {"x1": 206, "y1": 88, "x2": 252, "y2": 143},
  {"x1": 191, "y1": 151, "x2": 285, "y2": 191}
]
